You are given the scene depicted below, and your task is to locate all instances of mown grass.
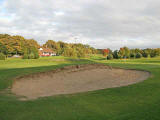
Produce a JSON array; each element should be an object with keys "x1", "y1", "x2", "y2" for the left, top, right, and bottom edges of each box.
[{"x1": 0, "y1": 56, "x2": 160, "y2": 120}]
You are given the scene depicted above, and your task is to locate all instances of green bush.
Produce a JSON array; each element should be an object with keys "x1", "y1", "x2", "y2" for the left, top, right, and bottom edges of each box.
[
  {"x1": 130, "y1": 53, "x2": 135, "y2": 58},
  {"x1": 77, "y1": 49, "x2": 85, "y2": 58},
  {"x1": 0, "y1": 53, "x2": 6, "y2": 60},
  {"x1": 136, "y1": 53, "x2": 142, "y2": 58},
  {"x1": 113, "y1": 50, "x2": 120, "y2": 59},
  {"x1": 107, "y1": 54, "x2": 113, "y2": 60},
  {"x1": 23, "y1": 52, "x2": 39, "y2": 59},
  {"x1": 143, "y1": 53, "x2": 150, "y2": 58},
  {"x1": 34, "y1": 52, "x2": 39, "y2": 59},
  {"x1": 31, "y1": 47, "x2": 39, "y2": 59},
  {"x1": 23, "y1": 54, "x2": 29, "y2": 59},
  {"x1": 28, "y1": 52, "x2": 35, "y2": 59},
  {"x1": 23, "y1": 47, "x2": 39, "y2": 59}
]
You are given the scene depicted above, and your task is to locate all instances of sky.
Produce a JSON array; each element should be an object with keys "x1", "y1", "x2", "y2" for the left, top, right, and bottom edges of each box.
[{"x1": 0, "y1": 0, "x2": 160, "y2": 49}]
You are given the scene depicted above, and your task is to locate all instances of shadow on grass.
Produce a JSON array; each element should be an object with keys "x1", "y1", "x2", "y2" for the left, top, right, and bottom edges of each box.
[{"x1": 0, "y1": 59, "x2": 97, "y2": 91}]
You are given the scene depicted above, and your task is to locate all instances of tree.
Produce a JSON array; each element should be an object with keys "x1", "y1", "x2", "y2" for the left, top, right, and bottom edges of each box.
[
  {"x1": 102, "y1": 49, "x2": 109, "y2": 56},
  {"x1": 135, "y1": 48, "x2": 143, "y2": 54},
  {"x1": 107, "y1": 54, "x2": 113, "y2": 60},
  {"x1": 26, "y1": 39, "x2": 40, "y2": 49},
  {"x1": 63, "y1": 47, "x2": 77, "y2": 58},
  {"x1": 153, "y1": 48, "x2": 160, "y2": 57},
  {"x1": 0, "y1": 42, "x2": 8, "y2": 55},
  {"x1": 0, "y1": 53, "x2": 6, "y2": 60},
  {"x1": 23, "y1": 47, "x2": 39, "y2": 59},
  {"x1": 143, "y1": 48, "x2": 151, "y2": 58},
  {"x1": 58, "y1": 41, "x2": 68, "y2": 49},
  {"x1": 130, "y1": 49, "x2": 136, "y2": 58},
  {"x1": 136, "y1": 53, "x2": 142, "y2": 58},
  {"x1": 113, "y1": 50, "x2": 120, "y2": 59},
  {"x1": 119, "y1": 48, "x2": 125, "y2": 58},
  {"x1": 43, "y1": 40, "x2": 60, "y2": 54},
  {"x1": 0, "y1": 33, "x2": 98, "y2": 59},
  {"x1": 124, "y1": 47, "x2": 130, "y2": 58},
  {"x1": 0, "y1": 34, "x2": 40, "y2": 57},
  {"x1": 77, "y1": 49, "x2": 85, "y2": 58}
]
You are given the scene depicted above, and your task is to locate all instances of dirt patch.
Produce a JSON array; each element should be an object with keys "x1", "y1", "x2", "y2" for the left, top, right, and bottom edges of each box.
[{"x1": 11, "y1": 64, "x2": 150, "y2": 100}]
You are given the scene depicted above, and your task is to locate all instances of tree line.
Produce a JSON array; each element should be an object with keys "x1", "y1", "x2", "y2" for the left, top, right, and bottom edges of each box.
[
  {"x1": 0, "y1": 34, "x2": 40, "y2": 59},
  {"x1": 1, "y1": 34, "x2": 160, "y2": 60},
  {"x1": 43, "y1": 40, "x2": 97, "y2": 58},
  {"x1": 0, "y1": 34, "x2": 97, "y2": 59},
  {"x1": 101, "y1": 47, "x2": 160, "y2": 60}
]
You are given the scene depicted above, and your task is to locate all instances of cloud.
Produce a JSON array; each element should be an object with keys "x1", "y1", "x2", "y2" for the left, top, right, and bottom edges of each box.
[{"x1": 0, "y1": 0, "x2": 160, "y2": 49}]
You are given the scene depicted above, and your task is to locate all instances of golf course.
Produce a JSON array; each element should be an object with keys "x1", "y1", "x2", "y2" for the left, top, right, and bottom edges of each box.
[
  {"x1": 0, "y1": 56, "x2": 160, "y2": 120},
  {"x1": 1, "y1": 0, "x2": 160, "y2": 119}
]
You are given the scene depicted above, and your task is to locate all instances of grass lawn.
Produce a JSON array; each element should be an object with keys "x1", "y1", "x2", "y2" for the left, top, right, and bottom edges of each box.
[{"x1": 0, "y1": 56, "x2": 160, "y2": 120}]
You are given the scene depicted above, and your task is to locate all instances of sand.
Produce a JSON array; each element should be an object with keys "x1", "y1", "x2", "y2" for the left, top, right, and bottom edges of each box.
[{"x1": 11, "y1": 64, "x2": 150, "y2": 100}]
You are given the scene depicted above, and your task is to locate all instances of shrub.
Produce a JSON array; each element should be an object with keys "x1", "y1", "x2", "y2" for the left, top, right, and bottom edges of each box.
[
  {"x1": 77, "y1": 49, "x2": 85, "y2": 58},
  {"x1": 23, "y1": 47, "x2": 39, "y2": 59},
  {"x1": 136, "y1": 53, "x2": 142, "y2": 58},
  {"x1": 31, "y1": 47, "x2": 39, "y2": 59},
  {"x1": 150, "y1": 51, "x2": 156, "y2": 58},
  {"x1": 143, "y1": 53, "x2": 150, "y2": 58},
  {"x1": 28, "y1": 52, "x2": 35, "y2": 59},
  {"x1": 34, "y1": 52, "x2": 39, "y2": 59},
  {"x1": 0, "y1": 53, "x2": 6, "y2": 60},
  {"x1": 23, "y1": 54, "x2": 29, "y2": 59},
  {"x1": 107, "y1": 54, "x2": 113, "y2": 60},
  {"x1": 130, "y1": 53, "x2": 135, "y2": 58},
  {"x1": 113, "y1": 50, "x2": 120, "y2": 59}
]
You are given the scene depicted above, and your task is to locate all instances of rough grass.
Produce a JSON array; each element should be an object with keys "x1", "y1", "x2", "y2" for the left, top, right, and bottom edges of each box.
[{"x1": 0, "y1": 56, "x2": 160, "y2": 120}]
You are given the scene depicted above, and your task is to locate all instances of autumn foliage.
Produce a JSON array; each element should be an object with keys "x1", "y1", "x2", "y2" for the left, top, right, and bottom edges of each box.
[
  {"x1": 102, "y1": 49, "x2": 110, "y2": 56},
  {"x1": 0, "y1": 34, "x2": 40, "y2": 57},
  {"x1": 0, "y1": 34, "x2": 97, "y2": 59},
  {"x1": 0, "y1": 53, "x2": 6, "y2": 60}
]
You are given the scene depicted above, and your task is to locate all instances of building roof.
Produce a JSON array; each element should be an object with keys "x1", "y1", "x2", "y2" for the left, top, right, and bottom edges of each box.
[
  {"x1": 39, "y1": 48, "x2": 55, "y2": 53},
  {"x1": 39, "y1": 47, "x2": 56, "y2": 54},
  {"x1": 43, "y1": 48, "x2": 53, "y2": 52}
]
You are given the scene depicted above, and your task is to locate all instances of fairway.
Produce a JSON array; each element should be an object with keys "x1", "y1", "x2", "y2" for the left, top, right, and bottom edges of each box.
[
  {"x1": 1, "y1": 0, "x2": 160, "y2": 119},
  {"x1": 0, "y1": 56, "x2": 160, "y2": 120}
]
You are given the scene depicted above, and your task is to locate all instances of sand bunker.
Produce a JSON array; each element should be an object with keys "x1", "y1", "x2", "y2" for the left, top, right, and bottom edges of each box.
[{"x1": 12, "y1": 64, "x2": 150, "y2": 100}]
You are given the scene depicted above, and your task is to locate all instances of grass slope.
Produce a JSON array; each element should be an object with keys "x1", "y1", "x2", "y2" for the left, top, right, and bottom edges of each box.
[{"x1": 0, "y1": 56, "x2": 160, "y2": 120}]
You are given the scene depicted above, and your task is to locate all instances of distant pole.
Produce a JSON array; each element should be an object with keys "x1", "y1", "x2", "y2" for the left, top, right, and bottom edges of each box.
[
  {"x1": 70, "y1": 34, "x2": 77, "y2": 44},
  {"x1": 122, "y1": 39, "x2": 127, "y2": 62},
  {"x1": 75, "y1": 37, "x2": 77, "y2": 44},
  {"x1": 81, "y1": 38, "x2": 83, "y2": 44}
]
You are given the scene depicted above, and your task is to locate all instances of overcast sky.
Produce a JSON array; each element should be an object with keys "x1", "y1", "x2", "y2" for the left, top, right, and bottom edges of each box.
[{"x1": 0, "y1": 0, "x2": 160, "y2": 49}]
